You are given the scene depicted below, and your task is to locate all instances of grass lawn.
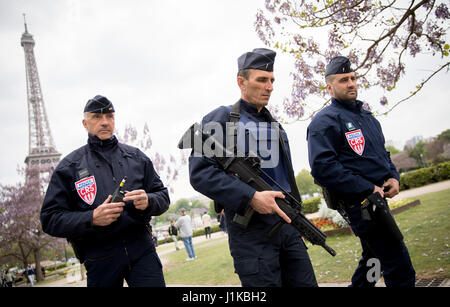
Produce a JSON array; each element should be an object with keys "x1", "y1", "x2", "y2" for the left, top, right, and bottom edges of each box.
[{"x1": 162, "y1": 189, "x2": 449, "y2": 285}]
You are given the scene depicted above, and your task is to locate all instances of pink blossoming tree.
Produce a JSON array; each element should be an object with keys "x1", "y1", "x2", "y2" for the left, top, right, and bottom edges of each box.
[{"x1": 255, "y1": 0, "x2": 449, "y2": 120}]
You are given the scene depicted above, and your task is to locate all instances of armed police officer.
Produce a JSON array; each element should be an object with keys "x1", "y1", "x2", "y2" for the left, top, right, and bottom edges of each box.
[
  {"x1": 307, "y1": 56, "x2": 416, "y2": 287},
  {"x1": 188, "y1": 48, "x2": 317, "y2": 287},
  {"x1": 40, "y1": 95, "x2": 170, "y2": 287}
]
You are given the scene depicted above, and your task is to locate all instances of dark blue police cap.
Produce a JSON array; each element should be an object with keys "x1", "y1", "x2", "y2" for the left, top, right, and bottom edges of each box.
[
  {"x1": 238, "y1": 48, "x2": 276, "y2": 72},
  {"x1": 325, "y1": 56, "x2": 354, "y2": 77},
  {"x1": 84, "y1": 95, "x2": 115, "y2": 113}
]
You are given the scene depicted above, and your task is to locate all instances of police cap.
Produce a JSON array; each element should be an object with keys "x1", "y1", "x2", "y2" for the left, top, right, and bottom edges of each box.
[
  {"x1": 325, "y1": 56, "x2": 354, "y2": 77},
  {"x1": 238, "y1": 48, "x2": 276, "y2": 72},
  {"x1": 84, "y1": 95, "x2": 115, "y2": 113}
]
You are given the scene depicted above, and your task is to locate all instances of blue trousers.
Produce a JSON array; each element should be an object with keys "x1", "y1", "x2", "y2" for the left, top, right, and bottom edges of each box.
[
  {"x1": 229, "y1": 223, "x2": 318, "y2": 287},
  {"x1": 181, "y1": 236, "x2": 196, "y2": 258},
  {"x1": 85, "y1": 247, "x2": 165, "y2": 287},
  {"x1": 343, "y1": 202, "x2": 416, "y2": 287}
]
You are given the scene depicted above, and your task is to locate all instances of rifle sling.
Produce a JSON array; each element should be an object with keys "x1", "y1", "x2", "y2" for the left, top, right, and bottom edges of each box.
[{"x1": 228, "y1": 101, "x2": 302, "y2": 206}]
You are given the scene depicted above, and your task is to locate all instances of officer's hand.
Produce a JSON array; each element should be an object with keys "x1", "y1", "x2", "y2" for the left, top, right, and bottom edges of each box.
[
  {"x1": 92, "y1": 195, "x2": 124, "y2": 226},
  {"x1": 382, "y1": 178, "x2": 400, "y2": 198},
  {"x1": 250, "y1": 191, "x2": 291, "y2": 224},
  {"x1": 123, "y1": 190, "x2": 149, "y2": 211},
  {"x1": 373, "y1": 185, "x2": 385, "y2": 198}
]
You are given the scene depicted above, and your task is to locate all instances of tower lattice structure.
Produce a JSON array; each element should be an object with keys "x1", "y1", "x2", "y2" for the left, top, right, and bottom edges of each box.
[{"x1": 21, "y1": 16, "x2": 61, "y2": 171}]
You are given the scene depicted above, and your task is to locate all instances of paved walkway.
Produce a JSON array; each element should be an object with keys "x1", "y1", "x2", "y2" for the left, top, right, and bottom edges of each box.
[
  {"x1": 390, "y1": 179, "x2": 450, "y2": 201},
  {"x1": 31, "y1": 181, "x2": 450, "y2": 287}
]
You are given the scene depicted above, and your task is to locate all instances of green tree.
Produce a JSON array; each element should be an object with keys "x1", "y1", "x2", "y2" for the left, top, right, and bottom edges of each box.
[
  {"x1": 295, "y1": 169, "x2": 320, "y2": 196},
  {"x1": 423, "y1": 129, "x2": 450, "y2": 164},
  {"x1": 173, "y1": 198, "x2": 190, "y2": 213},
  {"x1": 208, "y1": 200, "x2": 218, "y2": 219},
  {"x1": 386, "y1": 145, "x2": 401, "y2": 156},
  {"x1": 408, "y1": 141, "x2": 427, "y2": 167},
  {"x1": 437, "y1": 129, "x2": 450, "y2": 142}
]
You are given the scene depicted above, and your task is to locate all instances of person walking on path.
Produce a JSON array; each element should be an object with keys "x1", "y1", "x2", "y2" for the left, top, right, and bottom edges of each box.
[
  {"x1": 26, "y1": 264, "x2": 35, "y2": 287},
  {"x1": 168, "y1": 220, "x2": 180, "y2": 250},
  {"x1": 175, "y1": 208, "x2": 196, "y2": 261},
  {"x1": 217, "y1": 210, "x2": 227, "y2": 234},
  {"x1": 5, "y1": 269, "x2": 15, "y2": 287},
  {"x1": 202, "y1": 212, "x2": 212, "y2": 239}
]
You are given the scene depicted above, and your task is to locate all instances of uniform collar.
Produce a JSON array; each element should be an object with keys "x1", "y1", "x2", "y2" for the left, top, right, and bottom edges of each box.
[
  {"x1": 240, "y1": 99, "x2": 274, "y2": 121},
  {"x1": 88, "y1": 134, "x2": 118, "y2": 152},
  {"x1": 331, "y1": 97, "x2": 363, "y2": 112}
]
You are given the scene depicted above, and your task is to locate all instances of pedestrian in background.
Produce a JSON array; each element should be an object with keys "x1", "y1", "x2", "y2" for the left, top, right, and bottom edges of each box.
[
  {"x1": 5, "y1": 269, "x2": 14, "y2": 287},
  {"x1": 26, "y1": 264, "x2": 35, "y2": 287},
  {"x1": 175, "y1": 208, "x2": 196, "y2": 261},
  {"x1": 202, "y1": 212, "x2": 212, "y2": 239},
  {"x1": 168, "y1": 220, "x2": 180, "y2": 250},
  {"x1": 218, "y1": 210, "x2": 227, "y2": 234}
]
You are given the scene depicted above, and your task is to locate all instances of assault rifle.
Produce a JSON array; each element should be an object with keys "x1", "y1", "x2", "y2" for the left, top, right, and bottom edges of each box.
[{"x1": 178, "y1": 123, "x2": 336, "y2": 256}]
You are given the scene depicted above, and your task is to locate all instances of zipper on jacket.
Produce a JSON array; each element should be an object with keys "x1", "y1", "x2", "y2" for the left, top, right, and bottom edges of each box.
[{"x1": 123, "y1": 240, "x2": 131, "y2": 271}]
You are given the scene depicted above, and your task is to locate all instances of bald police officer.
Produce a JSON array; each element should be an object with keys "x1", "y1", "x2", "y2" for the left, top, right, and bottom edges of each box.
[
  {"x1": 307, "y1": 56, "x2": 416, "y2": 287},
  {"x1": 41, "y1": 95, "x2": 169, "y2": 287},
  {"x1": 189, "y1": 48, "x2": 318, "y2": 287}
]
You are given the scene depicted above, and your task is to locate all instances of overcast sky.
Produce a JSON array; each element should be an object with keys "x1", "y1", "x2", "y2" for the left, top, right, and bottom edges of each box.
[{"x1": 1, "y1": 0, "x2": 449, "y2": 202}]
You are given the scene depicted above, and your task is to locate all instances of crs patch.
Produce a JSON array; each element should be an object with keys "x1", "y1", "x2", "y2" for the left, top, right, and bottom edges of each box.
[
  {"x1": 345, "y1": 129, "x2": 365, "y2": 156},
  {"x1": 75, "y1": 176, "x2": 97, "y2": 205}
]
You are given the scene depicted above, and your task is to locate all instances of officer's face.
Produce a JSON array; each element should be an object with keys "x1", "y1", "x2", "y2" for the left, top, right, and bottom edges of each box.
[
  {"x1": 238, "y1": 69, "x2": 274, "y2": 111},
  {"x1": 326, "y1": 72, "x2": 358, "y2": 102},
  {"x1": 82, "y1": 112, "x2": 115, "y2": 140}
]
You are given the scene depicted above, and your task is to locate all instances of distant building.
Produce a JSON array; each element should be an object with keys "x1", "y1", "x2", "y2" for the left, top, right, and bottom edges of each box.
[{"x1": 404, "y1": 136, "x2": 424, "y2": 149}]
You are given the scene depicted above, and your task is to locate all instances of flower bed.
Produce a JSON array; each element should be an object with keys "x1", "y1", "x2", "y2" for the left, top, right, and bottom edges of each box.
[
  {"x1": 309, "y1": 217, "x2": 341, "y2": 231},
  {"x1": 309, "y1": 199, "x2": 421, "y2": 237}
]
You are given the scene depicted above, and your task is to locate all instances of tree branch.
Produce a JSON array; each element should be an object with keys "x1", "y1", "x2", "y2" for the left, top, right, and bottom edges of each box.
[{"x1": 381, "y1": 61, "x2": 450, "y2": 115}]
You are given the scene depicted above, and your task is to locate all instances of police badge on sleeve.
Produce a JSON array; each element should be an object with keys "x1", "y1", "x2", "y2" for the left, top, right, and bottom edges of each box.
[
  {"x1": 345, "y1": 129, "x2": 365, "y2": 156},
  {"x1": 75, "y1": 176, "x2": 97, "y2": 205}
]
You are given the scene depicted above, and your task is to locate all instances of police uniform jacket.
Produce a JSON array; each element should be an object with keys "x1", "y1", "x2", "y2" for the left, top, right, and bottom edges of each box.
[
  {"x1": 41, "y1": 135, "x2": 170, "y2": 261},
  {"x1": 307, "y1": 97, "x2": 399, "y2": 201},
  {"x1": 189, "y1": 99, "x2": 294, "y2": 232}
]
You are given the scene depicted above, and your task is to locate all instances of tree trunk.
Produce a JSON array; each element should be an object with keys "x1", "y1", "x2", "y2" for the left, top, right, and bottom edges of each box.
[
  {"x1": 18, "y1": 242, "x2": 29, "y2": 284},
  {"x1": 33, "y1": 248, "x2": 43, "y2": 282}
]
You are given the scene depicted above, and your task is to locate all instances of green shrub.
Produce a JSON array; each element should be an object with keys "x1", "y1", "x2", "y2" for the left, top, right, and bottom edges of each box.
[
  {"x1": 302, "y1": 196, "x2": 322, "y2": 214},
  {"x1": 45, "y1": 262, "x2": 68, "y2": 272},
  {"x1": 400, "y1": 161, "x2": 450, "y2": 190}
]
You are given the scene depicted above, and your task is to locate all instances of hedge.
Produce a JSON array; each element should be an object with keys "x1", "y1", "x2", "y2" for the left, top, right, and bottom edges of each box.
[
  {"x1": 400, "y1": 161, "x2": 450, "y2": 190},
  {"x1": 302, "y1": 196, "x2": 322, "y2": 214},
  {"x1": 45, "y1": 262, "x2": 68, "y2": 272}
]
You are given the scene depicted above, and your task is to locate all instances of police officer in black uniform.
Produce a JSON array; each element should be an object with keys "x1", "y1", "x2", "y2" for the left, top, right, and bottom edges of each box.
[
  {"x1": 189, "y1": 48, "x2": 317, "y2": 287},
  {"x1": 307, "y1": 56, "x2": 416, "y2": 287},
  {"x1": 40, "y1": 95, "x2": 170, "y2": 287}
]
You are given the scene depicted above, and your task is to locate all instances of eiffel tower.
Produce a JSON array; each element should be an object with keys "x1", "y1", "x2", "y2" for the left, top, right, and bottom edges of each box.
[{"x1": 21, "y1": 15, "x2": 61, "y2": 171}]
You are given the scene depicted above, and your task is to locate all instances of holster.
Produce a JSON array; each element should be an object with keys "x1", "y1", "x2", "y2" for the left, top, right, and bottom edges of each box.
[
  {"x1": 360, "y1": 192, "x2": 404, "y2": 242},
  {"x1": 214, "y1": 200, "x2": 224, "y2": 214},
  {"x1": 320, "y1": 185, "x2": 346, "y2": 210}
]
